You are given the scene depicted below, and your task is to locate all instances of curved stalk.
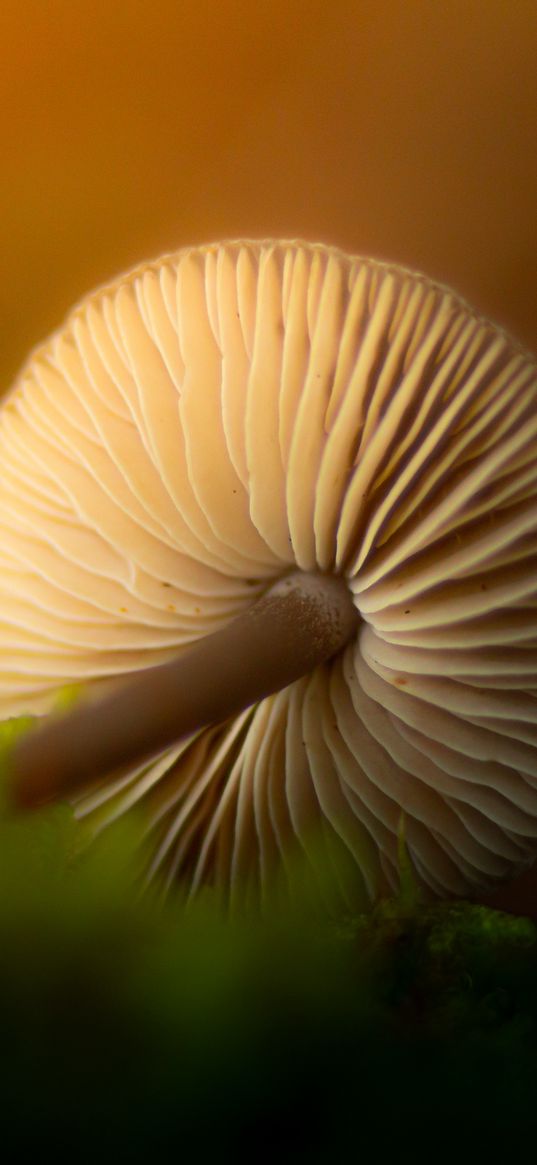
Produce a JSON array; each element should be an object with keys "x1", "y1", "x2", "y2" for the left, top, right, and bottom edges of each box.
[{"x1": 8, "y1": 571, "x2": 359, "y2": 810}]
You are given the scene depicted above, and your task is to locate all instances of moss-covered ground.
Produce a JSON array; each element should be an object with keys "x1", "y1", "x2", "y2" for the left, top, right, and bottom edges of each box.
[{"x1": 0, "y1": 720, "x2": 536, "y2": 1159}]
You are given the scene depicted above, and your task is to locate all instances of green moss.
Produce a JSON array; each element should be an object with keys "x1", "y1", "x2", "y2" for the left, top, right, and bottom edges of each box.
[
  {"x1": 0, "y1": 713, "x2": 36, "y2": 813},
  {"x1": 0, "y1": 736, "x2": 536, "y2": 1156}
]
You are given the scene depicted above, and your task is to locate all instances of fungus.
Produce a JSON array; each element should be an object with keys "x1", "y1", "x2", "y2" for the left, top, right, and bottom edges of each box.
[{"x1": 1, "y1": 240, "x2": 537, "y2": 908}]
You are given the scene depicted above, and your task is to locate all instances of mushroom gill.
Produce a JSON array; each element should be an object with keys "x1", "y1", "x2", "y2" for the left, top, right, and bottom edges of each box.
[{"x1": 1, "y1": 239, "x2": 537, "y2": 908}]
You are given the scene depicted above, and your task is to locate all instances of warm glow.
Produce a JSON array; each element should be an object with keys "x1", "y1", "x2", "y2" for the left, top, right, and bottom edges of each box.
[{"x1": 1, "y1": 0, "x2": 536, "y2": 396}]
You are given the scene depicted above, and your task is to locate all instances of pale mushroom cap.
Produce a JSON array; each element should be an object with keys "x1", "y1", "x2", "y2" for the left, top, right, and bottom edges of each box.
[{"x1": 1, "y1": 239, "x2": 537, "y2": 904}]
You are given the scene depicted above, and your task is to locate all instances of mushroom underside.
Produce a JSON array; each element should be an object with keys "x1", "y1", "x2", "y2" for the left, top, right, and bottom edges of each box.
[{"x1": 1, "y1": 239, "x2": 537, "y2": 907}]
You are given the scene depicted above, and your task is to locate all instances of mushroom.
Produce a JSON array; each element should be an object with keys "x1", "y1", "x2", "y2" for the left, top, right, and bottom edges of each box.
[{"x1": 1, "y1": 239, "x2": 537, "y2": 909}]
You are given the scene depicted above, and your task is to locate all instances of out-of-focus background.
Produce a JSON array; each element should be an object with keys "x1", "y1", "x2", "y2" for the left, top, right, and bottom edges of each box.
[{"x1": 1, "y1": 0, "x2": 536, "y2": 392}]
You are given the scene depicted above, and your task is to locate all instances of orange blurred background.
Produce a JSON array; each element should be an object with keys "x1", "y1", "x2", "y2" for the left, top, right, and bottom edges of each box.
[{"x1": 1, "y1": 0, "x2": 537, "y2": 392}]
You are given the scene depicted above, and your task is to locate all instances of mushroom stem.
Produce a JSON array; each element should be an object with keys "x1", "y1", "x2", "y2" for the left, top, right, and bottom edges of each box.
[{"x1": 8, "y1": 571, "x2": 359, "y2": 811}]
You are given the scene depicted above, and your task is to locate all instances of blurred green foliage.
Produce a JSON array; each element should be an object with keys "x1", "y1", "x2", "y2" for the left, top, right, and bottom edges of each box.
[{"x1": 0, "y1": 716, "x2": 536, "y2": 1158}]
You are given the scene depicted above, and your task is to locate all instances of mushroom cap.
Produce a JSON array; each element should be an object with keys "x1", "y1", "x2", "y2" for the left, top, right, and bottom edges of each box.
[{"x1": 1, "y1": 239, "x2": 537, "y2": 905}]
